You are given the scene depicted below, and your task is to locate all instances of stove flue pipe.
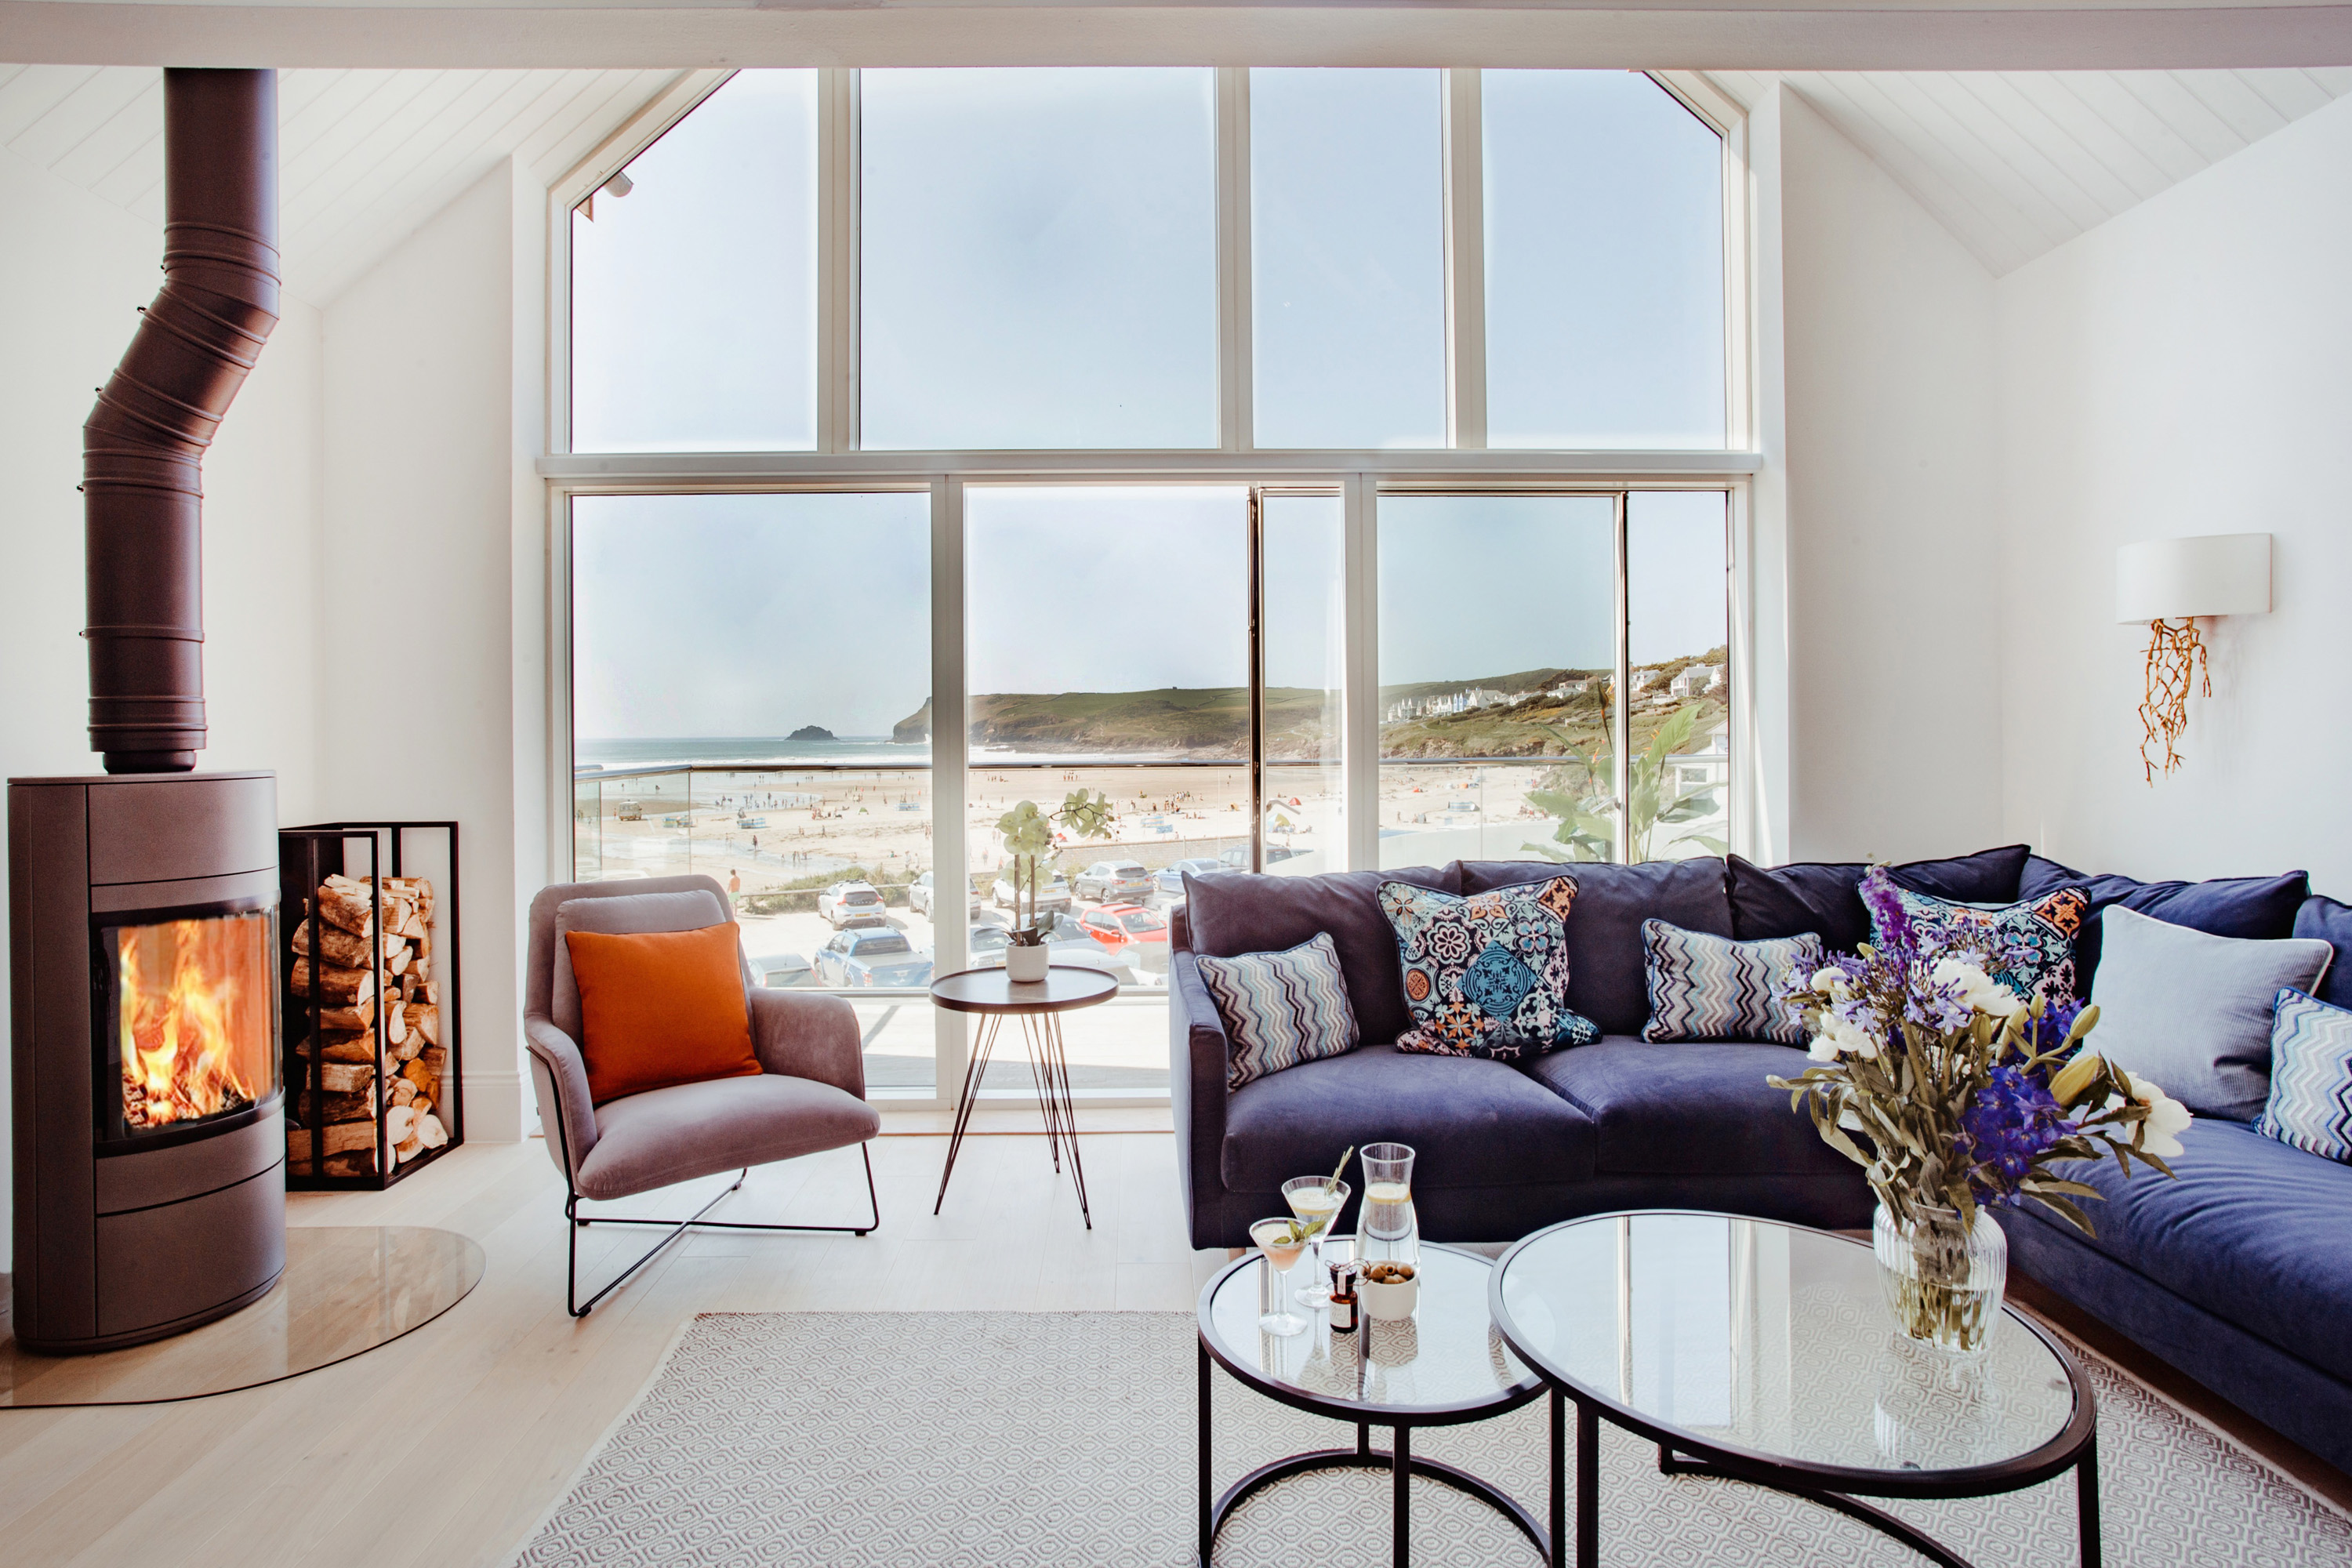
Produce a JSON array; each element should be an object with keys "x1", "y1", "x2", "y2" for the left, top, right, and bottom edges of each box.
[{"x1": 83, "y1": 68, "x2": 280, "y2": 773}]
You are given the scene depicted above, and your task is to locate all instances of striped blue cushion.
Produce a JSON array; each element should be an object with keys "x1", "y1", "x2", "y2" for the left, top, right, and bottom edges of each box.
[
  {"x1": 2256, "y1": 986, "x2": 2352, "y2": 1164},
  {"x1": 1197, "y1": 931, "x2": 1361, "y2": 1090},
  {"x1": 1642, "y1": 920, "x2": 1822, "y2": 1045}
]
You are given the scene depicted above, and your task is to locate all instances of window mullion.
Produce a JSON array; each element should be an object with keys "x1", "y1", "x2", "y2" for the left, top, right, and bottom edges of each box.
[
  {"x1": 1216, "y1": 66, "x2": 1254, "y2": 453},
  {"x1": 1442, "y1": 67, "x2": 1488, "y2": 452},
  {"x1": 930, "y1": 474, "x2": 967, "y2": 1105},
  {"x1": 818, "y1": 67, "x2": 861, "y2": 455},
  {"x1": 1344, "y1": 475, "x2": 1380, "y2": 874},
  {"x1": 1613, "y1": 491, "x2": 1632, "y2": 864}
]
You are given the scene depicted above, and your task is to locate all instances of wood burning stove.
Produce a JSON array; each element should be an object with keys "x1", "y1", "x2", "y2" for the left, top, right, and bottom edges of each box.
[{"x1": 8, "y1": 771, "x2": 287, "y2": 1353}]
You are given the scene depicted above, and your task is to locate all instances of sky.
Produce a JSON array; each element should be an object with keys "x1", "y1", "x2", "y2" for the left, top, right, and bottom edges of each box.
[{"x1": 568, "y1": 69, "x2": 1731, "y2": 738}]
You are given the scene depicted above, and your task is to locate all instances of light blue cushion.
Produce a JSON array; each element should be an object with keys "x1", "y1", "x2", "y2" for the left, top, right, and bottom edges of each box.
[
  {"x1": 1196, "y1": 931, "x2": 1360, "y2": 1090},
  {"x1": 1640, "y1": 920, "x2": 1821, "y2": 1044},
  {"x1": 2256, "y1": 987, "x2": 2352, "y2": 1163},
  {"x1": 2089, "y1": 906, "x2": 2334, "y2": 1122}
]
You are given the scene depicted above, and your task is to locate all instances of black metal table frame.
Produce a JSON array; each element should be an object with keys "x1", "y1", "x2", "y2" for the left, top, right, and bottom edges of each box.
[
  {"x1": 1489, "y1": 1213, "x2": 2103, "y2": 1568},
  {"x1": 1195, "y1": 1244, "x2": 1553, "y2": 1568},
  {"x1": 929, "y1": 966, "x2": 1114, "y2": 1229}
]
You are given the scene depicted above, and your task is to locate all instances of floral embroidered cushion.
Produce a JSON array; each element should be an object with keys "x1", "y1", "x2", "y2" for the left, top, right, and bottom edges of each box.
[
  {"x1": 2256, "y1": 987, "x2": 2352, "y2": 1164},
  {"x1": 1377, "y1": 877, "x2": 1601, "y2": 1060},
  {"x1": 1196, "y1": 931, "x2": 1361, "y2": 1090},
  {"x1": 1878, "y1": 884, "x2": 2089, "y2": 1005},
  {"x1": 1641, "y1": 920, "x2": 1824, "y2": 1044}
]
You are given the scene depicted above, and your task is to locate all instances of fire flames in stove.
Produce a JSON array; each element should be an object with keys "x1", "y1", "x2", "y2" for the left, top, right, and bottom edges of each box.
[{"x1": 116, "y1": 913, "x2": 274, "y2": 1133}]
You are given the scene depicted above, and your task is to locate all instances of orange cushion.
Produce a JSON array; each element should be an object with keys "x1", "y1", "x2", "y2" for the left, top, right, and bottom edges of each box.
[{"x1": 563, "y1": 924, "x2": 762, "y2": 1104}]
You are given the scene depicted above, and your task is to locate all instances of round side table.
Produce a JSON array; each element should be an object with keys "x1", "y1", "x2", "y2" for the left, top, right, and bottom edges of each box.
[{"x1": 927, "y1": 965, "x2": 1116, "y2": 1229}]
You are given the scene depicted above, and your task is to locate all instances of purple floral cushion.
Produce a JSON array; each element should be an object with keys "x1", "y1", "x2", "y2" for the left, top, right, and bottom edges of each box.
[{"x1": 1378, "y1": 877, "x2": 1601, "y2": 1060}]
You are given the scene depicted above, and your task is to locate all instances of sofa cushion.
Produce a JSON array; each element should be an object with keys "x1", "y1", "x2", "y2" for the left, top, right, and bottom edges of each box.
[
  {"x1": 2293, "y1": 895, "x2": 2352, "y2": 1011},
  {"x1": 2089, "y1": 906, "x2": 2334, "y2": 1121},
  {"x1": 576, "y1": 1073, "x2": 880, "y2": 1201},
  {"x1": 1726, "y1": 846, "x2": 2032, "y2": 952},
  {"x1": 551, "y1": 887, "x2": 736, "y2": 1040},
  {"x1": 1641, "y1": 921, "x2": 1820, "y2": 1044},
  {"x1": 2255, "y1": 987, "x2": 2352, "y2": 1164},
  {"x1": 1185, "y1": 866, "x2": 1456, "y2": 1047},
  {"x1": 1882, "y1": 884, "x2": 2089, "y2": 1004},
  {"x1": 2020, "y1": 856, "x2": 2309, "y2": 996},
  {"x1": 1456, "y1": 858, "x2": 1732, "y2": 1035},
  {"x1": 1220, "y1": 1042, "x2": 1598, "y2": 1192},
  {"x1": 1196, "y1": 931, "x2": 1360, "y2": 1090},
  {"x1": 2025, "y1": 1117, "x2": 2352, "y2": 1386},
  {"x1": 1519, "y1": 1036, "x2": 1857, "y2": 1178},
  {"x1": 562, "y1": 923, "x2": 764, "y2": 1105},
  {"x1": 1381, "y1": 876, "x2": 1599, "y2": 1059}
]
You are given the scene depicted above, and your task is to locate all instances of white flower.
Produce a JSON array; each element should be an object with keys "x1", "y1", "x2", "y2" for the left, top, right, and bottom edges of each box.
[
  {"x1": 2128, "y1": 1076, "x2": 2194, "y2": 1159},
  {"x1": 1932, "y1": 956, "x2": 2024, "y2": 1019},
  {"x1": 1809, "y1": 1011, "x2": 1882, "y2": 1062},
  {"x1": 1809, "y1": 967, "x2": 1849, "y2": 997}
]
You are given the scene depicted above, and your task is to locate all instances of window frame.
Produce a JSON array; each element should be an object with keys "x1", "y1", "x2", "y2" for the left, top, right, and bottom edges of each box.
[{"x1": 542, "y1": 67, "x2": 1762, "y2": 1110}]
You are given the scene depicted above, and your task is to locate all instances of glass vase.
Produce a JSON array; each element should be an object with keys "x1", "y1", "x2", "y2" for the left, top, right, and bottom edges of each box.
[{"x1": 1873, "y1": 1201, "x2": 2007, "y2": 1355}]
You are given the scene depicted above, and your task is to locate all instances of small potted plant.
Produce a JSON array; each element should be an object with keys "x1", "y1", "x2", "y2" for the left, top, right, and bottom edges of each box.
[{"x1": 996, "y1": 789, "x2": 1113, "y2": 982}]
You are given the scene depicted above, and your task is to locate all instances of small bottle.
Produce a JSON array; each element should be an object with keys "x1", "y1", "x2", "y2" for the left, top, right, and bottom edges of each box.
[{"x1": 1327, "y1": 1261, "x2": 1359, "y2": 1332}]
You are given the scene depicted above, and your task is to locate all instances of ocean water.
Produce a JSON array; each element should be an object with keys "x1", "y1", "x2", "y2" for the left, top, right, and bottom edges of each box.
[{"x1": 577, "y1": 737, "x2": 925, "y2": 770}]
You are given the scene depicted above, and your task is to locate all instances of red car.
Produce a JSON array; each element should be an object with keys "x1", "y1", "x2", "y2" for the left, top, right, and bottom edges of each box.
[{"x1": 1076, "y1": 904, "x2": 1168, "y2": 952}]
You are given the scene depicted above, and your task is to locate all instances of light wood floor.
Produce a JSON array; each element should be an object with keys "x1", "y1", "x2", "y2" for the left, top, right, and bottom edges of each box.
[{"x1": 0, "y1": 1125, "x2": 1229, "y2": 1568}]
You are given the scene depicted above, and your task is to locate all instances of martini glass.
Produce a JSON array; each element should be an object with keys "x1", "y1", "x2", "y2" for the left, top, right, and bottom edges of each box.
[
  {"x1": 1280, "y1": 1175, "x2": 1350, "y2": 1308},
  {"x1": 1250, "y1": 1218, "x2": 1308, "y2": 1337}
]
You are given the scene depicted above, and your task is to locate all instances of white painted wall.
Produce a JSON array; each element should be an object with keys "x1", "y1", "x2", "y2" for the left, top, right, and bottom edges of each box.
[
  {"x1": 1996, "y1": 94, "x2": 2352, "y2": 895},
  {"x1": 0, "y1": 146, "x2": 325, "y2": 1265},
  {"x1": 1767, "y1": 85, "x2": 2005, "y2": 865},
  {"x1": 320, "y1": 158, "x2": 537, "y2": 1141}
]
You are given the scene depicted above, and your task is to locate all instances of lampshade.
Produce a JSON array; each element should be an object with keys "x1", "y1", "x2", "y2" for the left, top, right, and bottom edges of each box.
[{"x1": 2115, "y1": 533, "x2": 2271, "y2": 624}]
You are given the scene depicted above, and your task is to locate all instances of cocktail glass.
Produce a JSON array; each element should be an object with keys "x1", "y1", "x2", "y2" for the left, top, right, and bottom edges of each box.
[
  {"x1": 1280, "y1": 1175, "x2": 1350, "y2": 1308},
  {"x1": 1250, "y1": 1218, "x2": 1308, "y2": 1337}
]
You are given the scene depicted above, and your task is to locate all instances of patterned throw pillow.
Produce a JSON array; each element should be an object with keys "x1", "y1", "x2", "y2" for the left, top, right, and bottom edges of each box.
[
  {"x1": 2256, "y1": 987, "x2": 2352, "y2": 1163},
  {"x1": 1197, "y1": 931, "x2": 1361, "y2": 1090},
  {"x1": 1378, "y1": 877, "x2": 1601, "y2": 1060},
  {"x1": 1882, "y1": 885, "x2": 2089, "y2": 1004},
  {"x1": 1641, "y1": 920, "x2": 1824, "y2": 1045}
]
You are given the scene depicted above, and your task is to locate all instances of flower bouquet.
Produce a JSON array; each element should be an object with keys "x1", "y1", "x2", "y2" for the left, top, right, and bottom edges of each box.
[{"x1": 1769, "y1": 867, "x2": 2191, "y2": 1352}]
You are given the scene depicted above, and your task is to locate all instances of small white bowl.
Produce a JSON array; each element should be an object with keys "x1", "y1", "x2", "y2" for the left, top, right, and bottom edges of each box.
[{"x1": 1359, "y1": 1271, "x2": 1418, "y2": 1320}]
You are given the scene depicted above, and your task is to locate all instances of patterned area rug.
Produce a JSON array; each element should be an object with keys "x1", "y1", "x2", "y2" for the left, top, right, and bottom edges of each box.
[{"x1": 512, "y1": 1312, "x2": 2350, "y2": 1567}]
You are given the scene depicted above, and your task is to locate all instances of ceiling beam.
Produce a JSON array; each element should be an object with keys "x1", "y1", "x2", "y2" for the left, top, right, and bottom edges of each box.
[{"x1": 5, "y1": 2, "x2": 2352, "y2": 73}]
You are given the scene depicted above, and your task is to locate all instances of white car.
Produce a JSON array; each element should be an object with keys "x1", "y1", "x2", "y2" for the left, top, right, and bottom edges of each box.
[
  {"x1": 1073, "y1": 859, "x2": 1152, "y2": 904},
  {"x1": 909, "y1": 871, "x2": 981, "y2": 920},
  {"x1": 991, "y1": 871, "x2": 1073, "y2": 916},
  {"x1": 816, "y1": 880, "x2": 889, "y2": 929},
  {"x1": 966, "y1": 919, "x2": 1137, "y2": 985}
]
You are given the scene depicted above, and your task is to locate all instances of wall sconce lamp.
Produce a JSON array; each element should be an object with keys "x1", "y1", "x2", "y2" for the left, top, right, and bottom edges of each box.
[{"x1": 2116, "y1": 533, "x2": 2270, "y2": 782}]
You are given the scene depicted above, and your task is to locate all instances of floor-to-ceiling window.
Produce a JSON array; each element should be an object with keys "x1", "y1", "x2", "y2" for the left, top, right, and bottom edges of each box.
[{"x1": 556, "y1": 66, "x2": 1752, "y2": 1105}]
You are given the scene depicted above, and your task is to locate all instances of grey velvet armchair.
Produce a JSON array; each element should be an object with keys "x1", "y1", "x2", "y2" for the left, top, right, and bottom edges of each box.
[{"x1": 524, "y1": 875, "x2": 880, "y2": 1315}]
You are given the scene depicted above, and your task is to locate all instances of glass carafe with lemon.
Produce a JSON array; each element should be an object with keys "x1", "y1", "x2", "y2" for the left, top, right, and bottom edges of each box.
[{"x1": 1359, "y1": 1142, "x2": 1418, "y2": 1269}]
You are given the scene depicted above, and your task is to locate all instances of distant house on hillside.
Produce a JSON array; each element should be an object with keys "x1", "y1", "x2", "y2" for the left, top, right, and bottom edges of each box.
[
  {"x1": 1550, "y1": 678, "x2": 1590, "y2": 699},
  {"x1": 1670, "y1": 664, "x2": 1722, "y2": 699}
]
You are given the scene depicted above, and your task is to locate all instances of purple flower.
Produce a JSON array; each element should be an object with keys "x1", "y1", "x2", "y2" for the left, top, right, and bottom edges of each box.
[
  {"x1": 1962, "y1": 1064, "x2": 2078, "y2": 1203},
  {"x1": 1858, "y1": 867, "x2": 1915, "y2": 962}
]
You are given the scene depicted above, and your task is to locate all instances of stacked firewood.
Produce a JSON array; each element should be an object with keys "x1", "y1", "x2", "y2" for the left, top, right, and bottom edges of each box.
[{"x1": 287, "y1": 873, "x2": 451, "y2": 1176}]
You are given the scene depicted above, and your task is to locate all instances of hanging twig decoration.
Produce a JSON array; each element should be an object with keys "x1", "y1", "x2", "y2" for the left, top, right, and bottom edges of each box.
[{"x1": 2139, "y1": 617, "x2": 2209, "y2": 782}]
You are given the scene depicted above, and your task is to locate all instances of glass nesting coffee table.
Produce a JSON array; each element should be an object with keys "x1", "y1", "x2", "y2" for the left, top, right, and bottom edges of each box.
[
  {"x1": 1490, "y1": 1211, "x2": 2100, "y2": 1568},
  {"x1": 1196, "y1": 1240, "x2": 1552, "y2": 1568}
]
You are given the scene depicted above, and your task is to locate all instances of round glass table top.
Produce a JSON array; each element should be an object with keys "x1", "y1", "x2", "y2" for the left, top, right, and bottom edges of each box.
[
  {"x1": 1200, "y1": 1240, "x2": 1541, "y2": 1422},
  {"x1": 1492, "y1": 1212, "x2": 2084, "y2": 1478}
]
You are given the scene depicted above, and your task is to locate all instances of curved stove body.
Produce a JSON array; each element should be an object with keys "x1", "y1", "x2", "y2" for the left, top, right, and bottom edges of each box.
[{"x1": 9, "y1": 771, "x2": 286, "y2": 1353}]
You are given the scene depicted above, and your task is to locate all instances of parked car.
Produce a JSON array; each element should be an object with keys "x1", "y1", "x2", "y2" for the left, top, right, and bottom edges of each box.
[
  {"x1": 909, "y1": 870, "x2": 981, "y2": 920},
  {"x1": 1076, "y1": 904, "x2": 1167, "y2": 953},
  {"x1": 1152, "y1": 857, "x2": 1223, "y2": 905},
  {"x1": 817, "y1": 880, "x2": 889, "y2": 929},
  {"x1": 991, "y1": 871, "x2": 1073, "y2": 916},
  {"x1": 967, "y1": 919, "x2": 1137, "y2": 985},
  {"x1": 813, "y1": 927, "x2": 933, "y2": 989},
  {"x1": 746, "y1": 949, "x2": 813, "y2": 989},
  {"x1": 1073, "y1": 859, "x2": 1152, "y2": 904},
  {"x1": 1217, "y1": 845, "x2": 1298, "y2": 870}
]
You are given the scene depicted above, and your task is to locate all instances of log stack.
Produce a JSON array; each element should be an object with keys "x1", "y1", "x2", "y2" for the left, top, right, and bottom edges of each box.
[{"x1": 287, "y1": 872, "x2": 452, "y2": 1178}]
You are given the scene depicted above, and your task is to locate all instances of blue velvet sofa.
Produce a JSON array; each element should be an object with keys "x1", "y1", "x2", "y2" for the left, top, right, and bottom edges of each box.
[{"x1": 1169, "y1": 845, "x2": 2352, "y2": 1476}]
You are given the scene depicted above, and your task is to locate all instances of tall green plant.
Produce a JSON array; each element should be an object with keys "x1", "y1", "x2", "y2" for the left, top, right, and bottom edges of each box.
[{"x1": 1519, "y1": 702, "x2": 1726, "y2": 863}]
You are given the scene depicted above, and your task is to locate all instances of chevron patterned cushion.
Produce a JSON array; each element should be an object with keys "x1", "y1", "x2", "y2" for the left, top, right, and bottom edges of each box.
[
  {"x1": 1641, "y1": 919, "x2": 1823, "y2": 1045},
  {"x1": 2255, "y1": 987, "x2": 2352, "y2": 1164},
  {"x1": 1197, "y1": 931, "x2": 1362, "y2": 1090}
]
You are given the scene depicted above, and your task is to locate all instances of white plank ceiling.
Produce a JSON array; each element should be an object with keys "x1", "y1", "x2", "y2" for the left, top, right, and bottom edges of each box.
[
  {"x1": 5, "y1": 64, "x2": 2348, "y2": 299},
  {"x1": 1708, "y1": 67, "x2": 2352, "y2": 276},
  {"x1": 0, "y1": 64, "x2": 688, "y2": 304}
]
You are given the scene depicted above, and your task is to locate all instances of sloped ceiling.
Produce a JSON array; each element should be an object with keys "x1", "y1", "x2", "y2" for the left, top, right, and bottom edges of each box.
[
  {"x1": 1708, "y1": 67, "x2": 2352, "y2": 276},
  {"x1": 0, "y1": 64, "x2": 691, "y2": 304}
]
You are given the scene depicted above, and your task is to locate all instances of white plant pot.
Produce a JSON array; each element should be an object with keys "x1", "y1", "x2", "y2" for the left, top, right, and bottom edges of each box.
[{"x1": 1005, "y1": 944, "x2": 1051, "y2": 983}]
